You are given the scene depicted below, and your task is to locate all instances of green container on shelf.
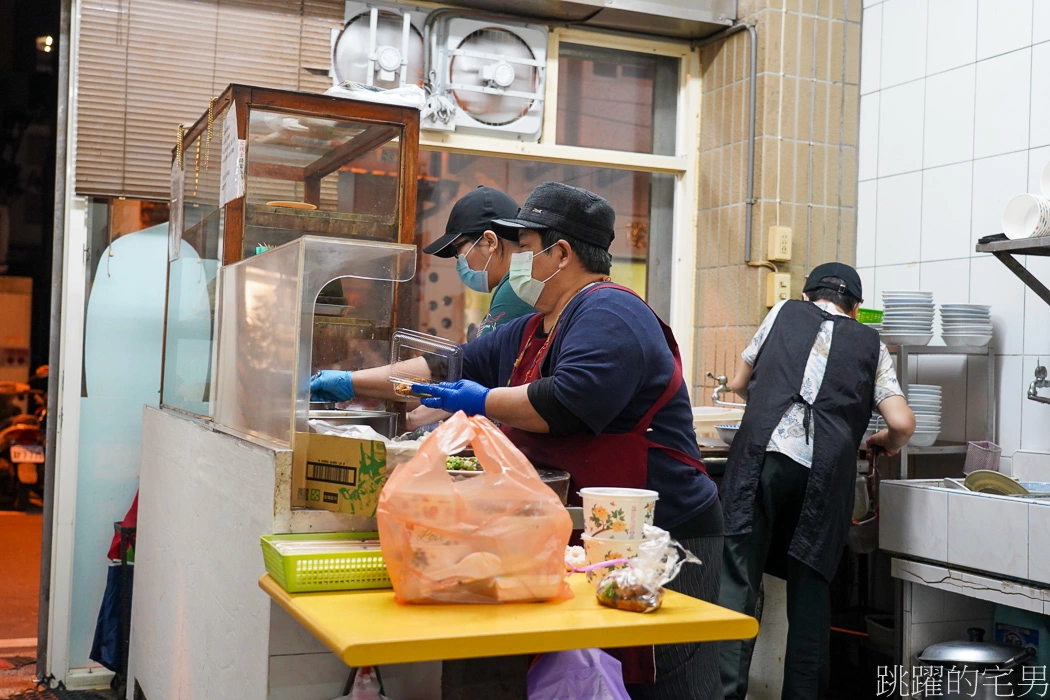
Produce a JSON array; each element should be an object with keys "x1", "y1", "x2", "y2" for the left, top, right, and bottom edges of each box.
[
  {"x1": 857, "y1": 308, "x2": 884, "y2": 324},
  {"x1": 260, "y1": 531, "x2": 391, "y2": 593}
]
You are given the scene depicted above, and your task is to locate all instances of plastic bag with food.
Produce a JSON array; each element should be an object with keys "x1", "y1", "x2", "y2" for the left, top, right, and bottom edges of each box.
[
  {"x1": 376, "y1": 411, "x2": 573, "y2": 604},
  {"x1": 594, "y1": 525, "x2": 701, "y2": 613}
]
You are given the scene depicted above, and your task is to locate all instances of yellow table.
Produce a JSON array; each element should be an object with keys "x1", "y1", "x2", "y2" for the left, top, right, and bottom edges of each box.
[{"x1": 259, "y1": 573, "x2": 758, "y2": 667}]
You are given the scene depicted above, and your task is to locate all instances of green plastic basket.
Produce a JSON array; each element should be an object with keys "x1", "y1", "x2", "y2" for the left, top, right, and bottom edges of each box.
[
  {"x1": 857, "y1": 308, "x2": 884, "y2": 324},
  {"x1": 261, "y1": 532, "x2": 391, "y2": 593}
]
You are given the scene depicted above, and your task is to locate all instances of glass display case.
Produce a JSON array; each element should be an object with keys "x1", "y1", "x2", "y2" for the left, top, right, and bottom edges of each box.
[
  {"x1": 213, "y1": 236, "x2": 416, "y2": 446},
  {"x1": 161, "y1": 84, "x2": 420, "y2": 416}
]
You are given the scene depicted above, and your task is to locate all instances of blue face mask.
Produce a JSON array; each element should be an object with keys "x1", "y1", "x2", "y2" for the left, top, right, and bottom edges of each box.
[{"x1": 455, "y1": 237, "x2": 493, "y2": 293}]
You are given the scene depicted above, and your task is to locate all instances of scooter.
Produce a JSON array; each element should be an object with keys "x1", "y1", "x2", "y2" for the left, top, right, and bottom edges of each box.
[{"x1": 0, "y1": 382, "x2": 45, "y2": 510}]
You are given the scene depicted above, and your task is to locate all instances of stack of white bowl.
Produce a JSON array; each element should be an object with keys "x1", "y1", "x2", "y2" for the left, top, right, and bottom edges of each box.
[
  {"x1": 907, "y1": 384, "x2": 942, "y2": 447},
  {"x1": 939, "y1": 304, "x2": 993, "y2": 347},
  {"x1": 881, "y1": 291, "x2": 935, "y2": 347}
]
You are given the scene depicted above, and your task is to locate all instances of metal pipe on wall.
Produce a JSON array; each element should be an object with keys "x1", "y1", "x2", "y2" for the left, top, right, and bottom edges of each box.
[{"x1": 694, "y1": 22, "x2": 758, "y2": 263}]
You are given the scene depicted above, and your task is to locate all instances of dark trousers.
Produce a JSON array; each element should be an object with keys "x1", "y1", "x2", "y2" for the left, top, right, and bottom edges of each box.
[
  {"x1": 626, "y1": 499, "x2": 725, "y2": 700},
  {"x1": 718, "y1": 451, "x2": 831, "y2": 700}
]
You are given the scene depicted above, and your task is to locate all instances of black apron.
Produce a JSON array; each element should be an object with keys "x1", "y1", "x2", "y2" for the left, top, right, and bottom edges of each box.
[{"x1": 721, "y1": 300, "x2": 880, "y2": 582}]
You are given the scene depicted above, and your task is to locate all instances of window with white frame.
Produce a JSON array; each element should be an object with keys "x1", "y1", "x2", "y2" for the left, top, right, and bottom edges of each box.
[{"x1": 414, "y1": 29, "x2": 699, "y2": 358}]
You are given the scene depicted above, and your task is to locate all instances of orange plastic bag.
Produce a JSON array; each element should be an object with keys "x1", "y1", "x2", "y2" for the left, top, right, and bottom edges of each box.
[{"x1": 377, "y1": 412, "x2": 573, "y2": 604}]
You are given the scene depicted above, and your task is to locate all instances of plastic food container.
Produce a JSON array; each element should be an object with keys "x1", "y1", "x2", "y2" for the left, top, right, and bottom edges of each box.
[
  {"x1": 579, "y1": 487, "x2": 658, "y2": 539},
  {"x1": 388, "y1": 329, "x2": 463, "y2": 398}
]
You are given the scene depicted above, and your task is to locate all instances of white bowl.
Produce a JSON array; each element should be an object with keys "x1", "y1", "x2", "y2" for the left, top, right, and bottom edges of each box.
[
  {"x1": 941, "y1": 304, "x2": 990, "y2": 311},
  {"x1": 884, "y1": 291, "x2": 934, "y2": 297},
  {"x1": 943, "y1": 335, "x2": 993, "y2": 348},
  {"x1": 909, "y1": 384, "x2": 942, "y2": 391},
  {"x1": 881, "y1": 333, "x2": 934, "y2": 346},
  {"x1": 716, "y1": 423, "x2": 740, "y2": 446},
  {"x1": 908, "y1": 431, "x2": 940, "y2": 447}
]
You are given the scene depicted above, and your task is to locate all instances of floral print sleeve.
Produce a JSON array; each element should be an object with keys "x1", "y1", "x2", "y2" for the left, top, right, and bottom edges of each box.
[
  {"x1": 874, "y1": 342, "x2": 904, "y2": 406},
  {"x1": 741, "y1": 301, "x2": 787, "y2": 366}
]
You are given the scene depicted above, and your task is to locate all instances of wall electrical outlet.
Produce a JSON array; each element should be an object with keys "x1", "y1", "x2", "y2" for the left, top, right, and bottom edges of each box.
[
  {"x1": 767, "y1": 225, "x2": 792, "y2": 262},
  {"x1": 766, "y1": 272, "x2": 791, "y2": 307}
]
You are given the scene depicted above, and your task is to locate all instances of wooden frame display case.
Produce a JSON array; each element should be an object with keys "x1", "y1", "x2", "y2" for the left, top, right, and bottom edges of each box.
[
  {"x1": 161, "y1": 85, "x2": 420, "y2": 418},
  {"x1": 176, "y1": 83, "x2": 419, "y2": 264}
]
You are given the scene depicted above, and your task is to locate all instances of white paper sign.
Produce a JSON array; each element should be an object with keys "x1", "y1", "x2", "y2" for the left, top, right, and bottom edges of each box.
[
  {"x1": 169, "y1": 160, "x2": 184, "y2": 262},
  {"x1": 219, "y1": 102, "x2": 246, "y2": 207}
]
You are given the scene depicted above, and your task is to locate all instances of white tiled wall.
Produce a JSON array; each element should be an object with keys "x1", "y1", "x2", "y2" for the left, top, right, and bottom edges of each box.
[{"x1": 859, "y1": 0, "x2": 1050, "y2": 456}]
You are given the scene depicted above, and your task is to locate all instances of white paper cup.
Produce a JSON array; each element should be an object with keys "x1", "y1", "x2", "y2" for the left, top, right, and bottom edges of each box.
[
  {"x1": 581, "y1": 533, "x2": 645, "y2": 584},
  {"x1": 1002, "y1": 193, "x2": 1050, "y2": 238},
  {"x1": 579, "y1": 487, "x2": 658, "y2": 539}
]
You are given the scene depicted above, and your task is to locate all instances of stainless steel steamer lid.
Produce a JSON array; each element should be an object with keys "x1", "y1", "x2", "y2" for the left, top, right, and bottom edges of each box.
[{"x1": 917, "y1": 628, "x2": 1033, "y2": 668}]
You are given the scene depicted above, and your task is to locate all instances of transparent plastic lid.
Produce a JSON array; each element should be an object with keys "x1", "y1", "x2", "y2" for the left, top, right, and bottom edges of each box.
[{"x1": 388, "y1": 329, "x2": 463, "y2": 398}]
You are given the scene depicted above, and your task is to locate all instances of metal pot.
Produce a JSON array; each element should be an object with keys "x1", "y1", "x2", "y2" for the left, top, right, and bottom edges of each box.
[
  {"x1": 308, "y1": 409, "x2": 398, "y2": 439},
  {"x1": 915, "y1": 628, "x2": 1034, "y2": 699}
]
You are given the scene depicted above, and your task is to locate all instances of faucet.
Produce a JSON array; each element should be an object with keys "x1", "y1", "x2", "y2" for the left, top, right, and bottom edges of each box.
[
  {"x1": 707, "y1": 372, "x2": 747, "y2": 408},
  {"x1": 1029, "y1": 362, "x2": 1050, "y2": 405}
]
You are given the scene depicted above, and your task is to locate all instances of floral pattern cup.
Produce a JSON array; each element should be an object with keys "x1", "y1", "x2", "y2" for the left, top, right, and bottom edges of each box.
[
  {"x1": 581, "y1": 534, "x2": 646, "y2": 584},
  {"x1": 580, "y1": 487, "x2": 658, "y2": 539}
]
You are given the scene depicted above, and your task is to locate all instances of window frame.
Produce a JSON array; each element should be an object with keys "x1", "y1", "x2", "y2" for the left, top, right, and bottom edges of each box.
[{"x1": 419, "y1": 27, "x2": 701, "y2": 388}]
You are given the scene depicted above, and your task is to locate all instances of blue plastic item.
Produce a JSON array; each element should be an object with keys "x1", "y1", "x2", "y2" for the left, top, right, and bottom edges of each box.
[{"x1": 994, "y1": 604, "x2": 1050, "y2": 670}]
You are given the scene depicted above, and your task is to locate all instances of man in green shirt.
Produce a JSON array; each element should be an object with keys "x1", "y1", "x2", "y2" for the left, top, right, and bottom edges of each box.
[
  {"x1": 423, "y1": 185, "x2": 536, "y2": 337},
  {"x1": 408, "y1": 187, "x2": 535, "y2": 430}
]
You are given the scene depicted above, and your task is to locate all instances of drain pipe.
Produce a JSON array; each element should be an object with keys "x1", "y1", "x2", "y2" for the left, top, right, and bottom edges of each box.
[{"x1": 694, "y1": 22, "x2": 758, "y2": 262}]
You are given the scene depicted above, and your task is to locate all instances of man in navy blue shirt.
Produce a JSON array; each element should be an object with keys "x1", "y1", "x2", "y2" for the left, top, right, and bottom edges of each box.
[{"x1": 314, "y1": 183, "x2": 723, "y2": 699}]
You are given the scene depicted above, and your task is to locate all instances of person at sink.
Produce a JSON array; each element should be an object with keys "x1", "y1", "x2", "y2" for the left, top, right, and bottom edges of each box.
[
  {"x1": 310, "y1": 182, "x2": 723, "y2": 699},
  {"x1": 717, "y1": 262, "x2": 915, "y2": 700}
]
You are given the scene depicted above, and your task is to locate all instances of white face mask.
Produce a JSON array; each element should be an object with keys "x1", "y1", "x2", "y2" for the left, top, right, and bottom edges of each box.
[{"x1": 508, "y1": 243, "x2": 560, "y2": 307}]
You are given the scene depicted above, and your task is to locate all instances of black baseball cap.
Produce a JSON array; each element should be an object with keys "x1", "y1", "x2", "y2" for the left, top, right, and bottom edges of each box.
[
  {"x1": 492, "y1": 182, "x2": 616, "y2": 251},
  {"x1": 804, "y1": 262, "x2": 864, "y2": 300},
  {"x1": 423, "y1": 186, "x2": 520, "y2": 258}
]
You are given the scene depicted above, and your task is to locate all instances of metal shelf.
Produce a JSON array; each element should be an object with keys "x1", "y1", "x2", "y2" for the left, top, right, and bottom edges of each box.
[
  {"x1": 894, "y1": 344, "x2": 995, "y2": 478},
  {"x1": 976, "y1": 235, "x2": 1050, "y2": 305},
  {"x1": 903, "y1": 443, "x2": 967, "y2": 456},
  {"x1": 885, "y1": 345, "x2": 990, "y2": 355},
  {"x1": 975, "y1": 236, "x2": 1050, "y2": 256}
]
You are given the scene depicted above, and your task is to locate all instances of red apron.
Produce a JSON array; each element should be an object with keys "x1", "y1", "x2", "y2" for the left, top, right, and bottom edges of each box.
[{"x1": 501, "y1": 283, "x2": 706, "y2": 686}]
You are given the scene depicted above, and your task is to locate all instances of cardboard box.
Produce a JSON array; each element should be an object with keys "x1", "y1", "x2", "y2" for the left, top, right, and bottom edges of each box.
[{"x1": 292, "y1": 432, "x2": 387, "y2": 515}]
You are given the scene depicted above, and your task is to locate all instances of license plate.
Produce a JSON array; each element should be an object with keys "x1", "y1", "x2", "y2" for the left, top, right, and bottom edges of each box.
[{"x1": 11, "y1": 445, "x2": 44, "y2": 463}]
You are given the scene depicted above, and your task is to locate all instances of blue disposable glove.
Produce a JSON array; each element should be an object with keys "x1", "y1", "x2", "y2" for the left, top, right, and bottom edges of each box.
[
  {"x1": 413, "y1": 380, "x2": 490, "y2": 417},
  {"x1": 311, "y1": 370, "x2": 355, "y2": 402}
]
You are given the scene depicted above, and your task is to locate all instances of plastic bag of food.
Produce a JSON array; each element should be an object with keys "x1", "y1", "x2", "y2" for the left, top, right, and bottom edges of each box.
[
  {"x1": 593, "y1": 525, "x2": 701, "y2": 613},
  {"x1": 376, "y1": 411, "x2": 573, "y2": 604}
]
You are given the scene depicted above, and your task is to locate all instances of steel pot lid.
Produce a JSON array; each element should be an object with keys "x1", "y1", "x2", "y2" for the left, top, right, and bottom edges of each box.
[{"x1": 917, "y1": 628, "x2": 1033, "y2": 668}]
